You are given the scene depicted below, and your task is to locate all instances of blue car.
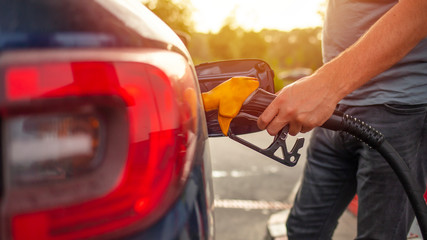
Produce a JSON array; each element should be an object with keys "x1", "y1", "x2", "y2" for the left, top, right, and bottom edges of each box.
[{"x1": 0, "y1": 0, "x2": 214, "y2": 239}]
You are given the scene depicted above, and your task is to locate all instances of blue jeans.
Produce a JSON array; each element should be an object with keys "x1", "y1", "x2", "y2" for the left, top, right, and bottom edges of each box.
[{"x1": 286, "y1": 104, "x2": 427, "y2": 240}]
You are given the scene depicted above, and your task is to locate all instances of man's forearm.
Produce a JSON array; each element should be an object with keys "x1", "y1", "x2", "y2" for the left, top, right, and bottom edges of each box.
[{"x1": 319, "y1": 0, "x2": 427, "y2": 100}]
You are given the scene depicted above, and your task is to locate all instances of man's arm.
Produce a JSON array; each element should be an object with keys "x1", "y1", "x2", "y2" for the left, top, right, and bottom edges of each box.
[{"x1": 257, "y1": 0, "x2": 427, "y2": 136}]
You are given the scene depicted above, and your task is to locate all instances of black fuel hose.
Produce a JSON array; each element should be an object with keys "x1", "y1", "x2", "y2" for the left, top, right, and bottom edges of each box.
[{"x1": 322, "y1": 111, "x2": 427, "y2": 239}]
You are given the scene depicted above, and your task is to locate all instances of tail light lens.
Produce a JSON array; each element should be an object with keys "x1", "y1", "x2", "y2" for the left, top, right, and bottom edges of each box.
[
  {"x1": 7, "y1": 112, "x2": 102, "y2": 185},
  {"x1": 0, "y1": 50, "x2": 200, "y2": 239}
]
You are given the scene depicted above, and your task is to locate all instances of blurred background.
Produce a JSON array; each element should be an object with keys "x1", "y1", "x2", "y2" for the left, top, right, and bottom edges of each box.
[{"x1": 141, "y1": 0, "x2": 326, "y2": 91}]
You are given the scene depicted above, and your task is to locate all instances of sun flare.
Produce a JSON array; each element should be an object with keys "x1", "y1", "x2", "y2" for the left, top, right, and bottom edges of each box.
[{"x1": 189, "y1": 0, "x2": 326, "y2": 33}]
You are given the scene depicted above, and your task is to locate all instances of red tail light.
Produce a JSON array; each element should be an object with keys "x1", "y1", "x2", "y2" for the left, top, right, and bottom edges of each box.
[{"x1": 1, "y1": 50, "x2": 200, "y2": 239}]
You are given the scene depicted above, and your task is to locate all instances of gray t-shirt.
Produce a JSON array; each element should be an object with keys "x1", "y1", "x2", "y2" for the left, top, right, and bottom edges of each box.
[{"x1": 323, "y1": 0, "x2": 427, "y2": 105}]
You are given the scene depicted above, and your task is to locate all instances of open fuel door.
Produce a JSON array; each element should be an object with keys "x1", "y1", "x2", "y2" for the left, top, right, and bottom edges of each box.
[{"x1": 196, "y1": 59, "x2": 275, "y2": 137}]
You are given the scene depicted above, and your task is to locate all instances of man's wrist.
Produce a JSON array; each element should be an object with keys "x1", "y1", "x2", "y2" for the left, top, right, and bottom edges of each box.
[{"x1": 314, "y1": 60, "x2": 354, "y2": 104}]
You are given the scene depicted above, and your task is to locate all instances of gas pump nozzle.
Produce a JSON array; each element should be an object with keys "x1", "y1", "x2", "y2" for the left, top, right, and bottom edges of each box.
[{"x1": 202, "y1": 77, "x2": 305, "y2": 167}]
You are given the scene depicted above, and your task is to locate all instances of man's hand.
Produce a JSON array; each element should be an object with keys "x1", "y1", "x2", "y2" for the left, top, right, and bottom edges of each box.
[{"x1": 257, "y1": 72, "x2": 340, "y2": 136}]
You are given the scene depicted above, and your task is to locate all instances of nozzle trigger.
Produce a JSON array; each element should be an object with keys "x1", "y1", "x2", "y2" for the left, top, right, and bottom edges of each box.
[{"x1": 228, "y1": 126, "x2": 305, "y2": 167}]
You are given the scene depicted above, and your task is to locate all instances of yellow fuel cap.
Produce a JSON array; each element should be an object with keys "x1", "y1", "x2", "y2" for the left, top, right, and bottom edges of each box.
[{"x1": 201, "y1": 76, "x2": 259, "y2": 135}]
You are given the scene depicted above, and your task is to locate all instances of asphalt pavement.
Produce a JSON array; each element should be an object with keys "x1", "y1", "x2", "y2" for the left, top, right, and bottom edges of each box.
[{"x1": 209, "y1": 130, "x2": 357, "y2": 240}]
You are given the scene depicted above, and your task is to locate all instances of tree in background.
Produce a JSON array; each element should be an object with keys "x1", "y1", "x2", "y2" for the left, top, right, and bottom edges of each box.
[
  {"x1": 203, "y1": 13, "x2": 268, "y2": 61},
  {"x1": 207, "y1": 24, "x2": 239, "y2": 60},
  {"x1": 142, "y1": 0, "x2": 194, "y2": 35},
  {"x1": 264, "y1": 28, "x2": 323, "y2": 70},
  {"x1": 239, "y1": 31, "x2": 268, "y2": 59}
]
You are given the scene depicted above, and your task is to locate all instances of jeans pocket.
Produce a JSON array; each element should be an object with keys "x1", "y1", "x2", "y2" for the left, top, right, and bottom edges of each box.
[{"x1": 384, "y1": 104, "x2": 427, "y2": 115}]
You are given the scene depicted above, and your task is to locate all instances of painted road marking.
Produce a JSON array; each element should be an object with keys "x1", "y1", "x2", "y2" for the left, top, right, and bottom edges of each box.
[
  {"x1": 214, "y1": 199, "x2": 292, "y2": 210},
  {"x1": 212, "y1": 167, "x2": 280, "y2": 178}
]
